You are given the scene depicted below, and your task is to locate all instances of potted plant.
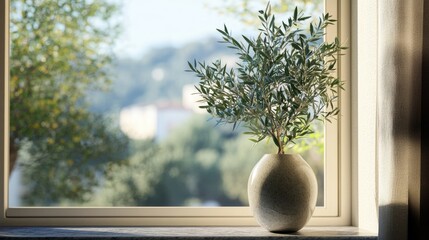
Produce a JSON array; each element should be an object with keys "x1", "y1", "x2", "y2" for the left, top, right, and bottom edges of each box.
[{"x1": 187, "y1": 4, "x2": 345, "y2": 232}]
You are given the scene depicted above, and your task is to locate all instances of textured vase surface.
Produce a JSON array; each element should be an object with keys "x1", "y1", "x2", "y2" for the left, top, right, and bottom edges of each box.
[{"x1": 248, "y1": 154, "x2": 317, "y2": 232}]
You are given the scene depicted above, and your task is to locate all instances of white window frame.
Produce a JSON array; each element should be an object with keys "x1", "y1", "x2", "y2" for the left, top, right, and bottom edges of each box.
[{"x1": 0, "y1": 0, "x2": 351, "y2": 226}]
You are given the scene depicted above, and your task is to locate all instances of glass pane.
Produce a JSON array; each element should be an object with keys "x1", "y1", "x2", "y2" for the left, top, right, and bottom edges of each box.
[{"x1": 9, "y1": 0, "x2": 325, "y2": 207}]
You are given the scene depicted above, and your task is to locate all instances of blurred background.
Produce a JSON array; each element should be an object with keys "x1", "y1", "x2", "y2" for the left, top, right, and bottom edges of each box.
[{"x1": 9, "y1": 0, "x2": 324, "y2": 207}]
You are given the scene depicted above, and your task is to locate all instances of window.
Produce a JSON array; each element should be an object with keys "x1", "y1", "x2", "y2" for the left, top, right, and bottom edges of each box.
[{"x1": 0, "y1": 0, "x2": 350, "y2": 226}]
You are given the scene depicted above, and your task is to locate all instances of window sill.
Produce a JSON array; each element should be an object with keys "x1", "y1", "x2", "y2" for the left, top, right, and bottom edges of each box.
[{"x1": 0, "y1": 226, "x2": 377, "y2": 239}]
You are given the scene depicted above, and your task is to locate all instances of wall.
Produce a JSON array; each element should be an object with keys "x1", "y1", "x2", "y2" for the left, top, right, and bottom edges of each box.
[{"x1": 351, "y1": 0, "x2": 378, "y2": 233}]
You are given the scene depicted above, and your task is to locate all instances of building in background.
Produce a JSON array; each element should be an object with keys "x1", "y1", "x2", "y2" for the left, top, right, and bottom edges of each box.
[{"x1": 120, "y1": 84, "x2": 203, "y2": 140}]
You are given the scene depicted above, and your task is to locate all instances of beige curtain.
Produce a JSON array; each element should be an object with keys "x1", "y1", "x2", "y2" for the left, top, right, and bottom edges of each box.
[{"x1": 377, "y1": 0, "x2": 424, "y2": 239}]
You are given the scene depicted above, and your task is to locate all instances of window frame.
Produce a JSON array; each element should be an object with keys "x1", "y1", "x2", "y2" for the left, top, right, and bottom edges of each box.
[{"x1": 0, "y1": 0, "x2": 351, "y2": 226}]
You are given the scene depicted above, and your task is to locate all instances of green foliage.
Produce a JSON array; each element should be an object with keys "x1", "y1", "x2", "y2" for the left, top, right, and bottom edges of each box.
[
  {"x1": 209, "y1": 0, "x2": 323, "y2": 27},
  {"x1": 89, "y1": 140, "x2": 162, "y2": 206},
  {"x1": 220, "y1": 134, "x2": 276, "y2": 204},
  {"x1": 10, "y1": 0, "x2": 119, "y2": 140},
  {"x1": 10, "y1": 0, "x2": 128, "y2": 204},
  {"x1": 18, "y1": 115, "x2": 129, "y2": 205},
  {"x1": 91, "y1": 115, "x2": 242, "y2": 206},
  {"x1": 188, "y1": 4, "x2": 345, "y2": 154}
]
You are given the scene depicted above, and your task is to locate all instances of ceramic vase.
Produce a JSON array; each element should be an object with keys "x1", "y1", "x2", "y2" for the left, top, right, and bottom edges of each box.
[{"x1": 248, "y1": 154, "x2": 317, "y2": 232}]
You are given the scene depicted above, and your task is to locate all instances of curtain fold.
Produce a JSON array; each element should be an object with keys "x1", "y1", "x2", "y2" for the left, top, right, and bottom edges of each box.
[{"x1": 377, "y1": 0, "x2": 423, "y2": 239}]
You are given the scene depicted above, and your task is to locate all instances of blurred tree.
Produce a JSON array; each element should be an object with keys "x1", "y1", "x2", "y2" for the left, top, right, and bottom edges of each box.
[
  {"x1": 88, "y1": 139, "x2": 161, "y2": 206},
  {"x1": 156, "y1": 115, "x2": 228, "y2": 206},
  {"x1": 9, "y1": 0, "x2": 128, "y2": 204},
  {"x1": 208, "y1": 0, "x2": 323, "y2": 27},
  {"x1": 92, "y1": 115, "x2": 242, "y2": 206},
  {"x1": 220, "y1": 135, "x2": 276, "y2": 204}
]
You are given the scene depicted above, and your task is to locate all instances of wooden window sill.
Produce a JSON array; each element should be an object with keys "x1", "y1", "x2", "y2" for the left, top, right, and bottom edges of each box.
[{"x1": 0, "y1": 226, "x2": 377, "y2": 239}]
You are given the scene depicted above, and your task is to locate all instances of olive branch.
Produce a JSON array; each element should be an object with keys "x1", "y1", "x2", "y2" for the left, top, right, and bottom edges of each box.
[{"x1": 188, "y1": 4, "x2": 345, "y2": 154}]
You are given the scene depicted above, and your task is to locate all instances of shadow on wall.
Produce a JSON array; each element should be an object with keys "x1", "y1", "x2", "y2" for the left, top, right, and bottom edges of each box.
[{"x1": 377, "y1": 0, "x2": 424, "y2": 239}]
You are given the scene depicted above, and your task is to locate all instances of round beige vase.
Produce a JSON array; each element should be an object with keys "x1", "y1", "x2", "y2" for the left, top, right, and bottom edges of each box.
[{"x1": 248, "y1": 154, "x2": 318, "y2": 232}]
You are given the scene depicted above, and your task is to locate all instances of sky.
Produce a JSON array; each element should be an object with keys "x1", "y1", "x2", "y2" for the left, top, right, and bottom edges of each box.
[{"x1": 113, "y1": 0, "x2": 248, "y2": 58}]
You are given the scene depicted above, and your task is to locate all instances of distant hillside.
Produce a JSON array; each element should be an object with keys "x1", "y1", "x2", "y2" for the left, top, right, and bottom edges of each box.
[{"x1": 88, "y1": 37, "x2": 236, "y2": 113}]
